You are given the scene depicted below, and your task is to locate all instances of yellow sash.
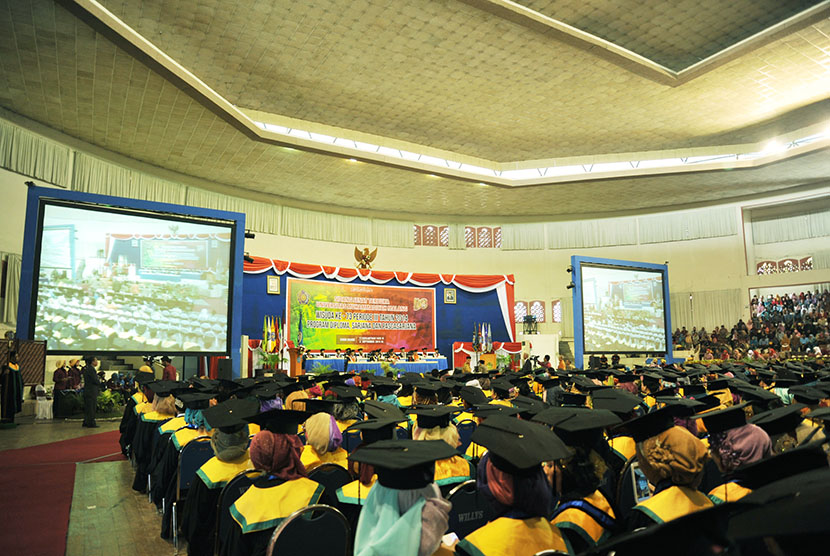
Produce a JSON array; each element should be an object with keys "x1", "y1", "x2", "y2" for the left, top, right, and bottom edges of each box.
[
  {"x1": 159, "y1": 416, "x2": 186, "y2": 435},
  {"x1": 633, "y1": 486, "x2": 713, "y2": 524},
  {"x1": 491, "y1": 399, "x2": 513, "y2": 407},
  {"x1": 481, "y1": 390, "x2": 493, "y2": 399},
  {"x1": 434, "y1": 455, "x2": 472, "y2": 486},
  {"x1": 140, "y1": 410, "x2": 172, "y2": 423},
  {"x1": 644, "y1": 395, "x2": 656, "y2": 409},
  {"x1": 134, "y1": 401, "x2": 153, "y2": 415},
  {"x1": 465, "y1": 442, "x2": 486, "y2": 460},
  {"x1": 248, "y1": 423, "x2": 260, "y2": 436},
  {"x1": 455, "y1": 411, "x2": 476, "y2": 423},
  {"x1": 608, "y1": 436, "x2": 636, "y2": 462},
  {"x1": 336, "y1": 476, "x2": 376, "y2": 505},
  {"x1": 196, "y1": 453, "x2": 252, "y2": 489},
  {"x1": 300, "y1": 445, "x2": 349, "y2": 472},
  {"x1": 552, "y1": 490, "x2": 615, "y2": 550},
  {"x1": 230, "y1": 477, "x2": 324, "y2": 533},
  {"x1": 336, "y1": 419, "x2": 357, "y2": 433},
  {"x1": 397, "y1": 395, "x2": 413, "y2": 407},
  {"x1": 708, "y1": 482, "x2": 752, "y2": 504},
  {"x1": 172, "y1": 427, "x2": 211, "y2": 450},
  {"x1": 457, "y1": 517, "x2": 568, "y2": 556},
  {"x1": 131, "y1": 392, "x2": 147, "y2": 405}
]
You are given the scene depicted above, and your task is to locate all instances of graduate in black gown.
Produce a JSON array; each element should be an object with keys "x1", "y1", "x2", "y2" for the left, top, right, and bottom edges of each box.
[
  {"x1": 131, "y1": 381, "x2": 178, "y2": 492},
  {"x1": 221, "y1": 409, "x2": 323, "y2": 556},
  {"x1": 119, "y1": 374, "x2": 154, "y2": 457},
  {"x1": 0, "y1": 351, "x2": 24, "y2": 426},
  {"x1": 181, "y1": 398, "x2": 259, "y2": 556}
]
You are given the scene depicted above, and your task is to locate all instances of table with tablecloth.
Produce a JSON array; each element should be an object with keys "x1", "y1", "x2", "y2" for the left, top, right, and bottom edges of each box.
[{"x1": 304, "y1": 357, "x2": 447, "y2": 376}]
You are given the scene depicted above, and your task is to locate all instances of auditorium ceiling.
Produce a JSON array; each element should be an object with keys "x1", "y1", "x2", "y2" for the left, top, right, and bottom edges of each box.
[{"x1": 1, "y1": 0, "x2": 829, "y2": 218}]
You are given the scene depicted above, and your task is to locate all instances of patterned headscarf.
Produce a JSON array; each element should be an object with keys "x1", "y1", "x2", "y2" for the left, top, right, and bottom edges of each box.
[
  {"x1": 636, "y1": 425, "x2": 709, "y2": 488},
  {"x1": 709, "y1": 424, "x2": 771, "y2": 474},
  {"x1": 250, "y1": 430, "x2": 307, "y2": 480}
]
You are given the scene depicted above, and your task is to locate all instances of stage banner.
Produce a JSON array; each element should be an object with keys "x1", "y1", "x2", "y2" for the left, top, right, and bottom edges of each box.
[{"x1": 286, "y1": 278, "x2": 436, "y2": 351}]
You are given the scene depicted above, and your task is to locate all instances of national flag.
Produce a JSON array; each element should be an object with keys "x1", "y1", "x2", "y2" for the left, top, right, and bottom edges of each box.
[{"x1": 298, "y1": 311, "x2": 304, "y2": 347}]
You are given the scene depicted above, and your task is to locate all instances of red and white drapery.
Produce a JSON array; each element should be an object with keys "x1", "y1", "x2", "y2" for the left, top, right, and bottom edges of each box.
[
  {"x1": 244, "y1": 256, "x2": 517, "y2": 341},
  {"x1": 452, "y1": 342, "x2": 524, "y2": 368}
]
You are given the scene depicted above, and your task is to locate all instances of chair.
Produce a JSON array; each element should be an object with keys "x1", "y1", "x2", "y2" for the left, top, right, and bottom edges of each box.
[
  {"x1": 614, "y1": 456, "x2": 638, "y2": 522},
  {"x1": 308, "y1": 463, "x2": 353, "y2": 502},
  {"x1": 395, "y1": 425, "x2": 410, "y2": 440},
  {"x1": 445, "y1": 480, "x2": 496, "y2": 539},
  {"x1": 35, "y1": 386, "x2": 53, "y2": 420},
  {"x1": 171, "y1": 436, "x2": 214, "y2": 553},
  {"x1": 215, "y1": 469, "x2": 264, "y2": 556},
  {"x1": 456, "y1": 420, "x2": 476, "y2": 454},
  {"x1": 265, "y1": 504, "x2": 351, "y2": 556},
  {"x1": 341, "y1": 430, "x2": 363, "y2": 453}
]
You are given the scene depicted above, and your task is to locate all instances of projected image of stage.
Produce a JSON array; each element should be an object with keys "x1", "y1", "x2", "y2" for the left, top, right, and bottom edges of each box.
[
  {"x1": 581, "y1": 265, "x2": 667, "y2": 353},
  {"x1": 32, "y1": 203, "x2": 233, "y2": 353}
]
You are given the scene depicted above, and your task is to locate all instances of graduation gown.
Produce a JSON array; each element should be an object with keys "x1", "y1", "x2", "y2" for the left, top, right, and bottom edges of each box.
[
  {"x1": 607, "y1": 435, "x2": 636, "y2": 463},
  {"x1": 300, "y1": 445, "x2": 349, "y2": 472},
  {"x1": 707, "y1": 480, "x2": 752, "y2": 504},
  {"x1": 628, "y1": 484, "x2": 713, "y2": 529},
  {"x1": 551, "y1": 489, "x2": 616, "y2": 555},
  {"x1": 131, "y1": 411, "x2": 172, "y2": 492},
  {"x1": 456, "y1": 516, "x2": 568, "y2": 556},
  {"x1": 433, "y1": 455, "x2": 473, "y2": 488},
  {"x1": 0, "y1": 362, "x2": 23, "y2": 422},
  {"x1": 181, "y1": 453, "x2": 252, "y2": 556},
  {"x1": 222, "y1": 476, "x2": 324, "y2": 556},
  {"x1": 157, "y1": 428, "x2": 212, "y2": 539},
  {"x1": 118, "y1": 391, "x2": 147, "y2": 456}
]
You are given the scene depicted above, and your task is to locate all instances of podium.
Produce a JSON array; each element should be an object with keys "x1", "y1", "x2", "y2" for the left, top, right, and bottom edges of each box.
[{"x1": 287, "y1": 347, "x2": 305, "y2": 377}]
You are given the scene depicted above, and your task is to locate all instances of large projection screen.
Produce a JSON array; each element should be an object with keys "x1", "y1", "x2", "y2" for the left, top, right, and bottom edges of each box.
[
  {"x1": 28, "y1": 200, "x2": 235, "y2": 355},
  {"x1": 571, "y1": 256, "x2": 672, "y2": 367}
]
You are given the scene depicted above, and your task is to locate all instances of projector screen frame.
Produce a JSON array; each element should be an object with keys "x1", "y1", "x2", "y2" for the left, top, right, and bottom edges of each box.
[
  {"x1": 570, "y1": 255, "x2": 673, "y2": 369},
  {"x1": 17, "y1": 187, "x2": 245, "y2": 370}
]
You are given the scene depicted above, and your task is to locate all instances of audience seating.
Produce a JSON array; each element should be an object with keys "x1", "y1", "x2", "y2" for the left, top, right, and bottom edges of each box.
[
  {"x1": 265, "y1": 504, "x2": 351, "y2": 556},
  {"x1": 171, "y1": 436, "x2": 213, "y2": 552},
  {"x1": 215, "y1": 469, "x2": 264, "y2": 556},
  {"x1": 341, "y1": 431, "x2": 362, "y2": 453},
  {"x1": 308, "y1": 463, "x2": 353, "y2": 505},
  {"x1": 445, "y1": 480, "x2": 496, "y2": 539},
  {"x1": 456, "y1": 420, "x2": 476, "y2": 454}
]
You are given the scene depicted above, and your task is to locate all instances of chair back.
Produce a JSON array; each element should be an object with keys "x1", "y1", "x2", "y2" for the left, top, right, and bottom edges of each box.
[
  {"x1": 176, "y1": 435, "x2": 214, "y2": 498},
  {"x1": 308, "y1": 463, "x2": 353, "y2": 498},
  {"x1": 614, "y1": 456, "x2": 637, "y2": 522},
  {"x1": 456, "y1": 419, "x2": 476, "y2": 453},
  {"x1": 446, "y1": 480, "x2": 496, "y2": 539},
  {"x1": 266, "y1": 504, "x2": 350, "y2": 556},
  {"x1": 341, "y1": 430, "x2": 363, "y2": 453},
  {"x1": 395, "y1": 426, "x2": 410, "y2": 440},
  {"x1": 215, "y1": 469, "x2": 264, "y2": 555}
]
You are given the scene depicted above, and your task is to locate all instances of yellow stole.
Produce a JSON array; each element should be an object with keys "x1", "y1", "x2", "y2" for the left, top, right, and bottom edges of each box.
[
  {"x1": 196, "y1": 453, "x2": 252, "y2": 489},
  {"x1": 633, "y1": 485, "x2": 713, "y2": 524},
  {"x1": 491, "y1": 399, "x2": 513, "y2": 407},
  {"x1": 300, "y1": 445, "x2": 349, "y2": 472},
  {"x1": 643, "y1": 395, "x2": 656, "y2": 408},
  {"x1": 159, "y1": 416, "x2": 186, "y2": 435},
  {"x1": 481, "y1": 390, "x2": 493, "y2": 399},
  {"x1": 230, "y1": 477, "x2": 324, "y2": 533},
  {"x1": 708, "y1": 482, "x2": 752, "y2": 504},
  {"x1": 465, "y1": 442, "x2": 486, "y2": 460},
  {"x1": 434, "y1": 455, "x2": 472, "y2": 486},
  {"x1": 457, "y1": 517, "x2": 568, "y2": 556},
  {"x1": 134, "y1": 401, "x2": 153, "y2": 415},
  {"x1": 335, "y1": 419, "x2": 357, "y2": 433},
  {"x1": 248, "y1": 423, "x2": 260, "y2": 436},
  {"x1": 336, "y1": 476, "x2": 376, "y2": 505},
  {"x1": 131, "y1": 392, "x2": 147, "y2": 405},
  {"x1": 140, "y1": 410, "x2": 172, "y2": 423},
  {"x1": 608, "y1": 436, "x2": 636, "y2": 462},
  {"x1": 172, "y1": 427, "x2": 211, "y2": 450},
  {"x1": 552, "y1": 490, "x2": 615, "y2": 550},
  {"x1": 397, "y1": 395, "x2": 413, "y2": 407}
]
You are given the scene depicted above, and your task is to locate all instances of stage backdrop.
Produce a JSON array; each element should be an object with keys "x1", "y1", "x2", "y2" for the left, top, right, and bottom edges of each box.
[
  {"x1": 286, "y1": 278, "x2": 436, "y2": 351},
  {"x1": 242, "y1": 257, "x2": 516, "y2": 362}
]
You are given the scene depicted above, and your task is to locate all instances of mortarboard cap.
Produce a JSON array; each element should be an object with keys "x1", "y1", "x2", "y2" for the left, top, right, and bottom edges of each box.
[
  {"x1": 700, "y1": 402, "x2": 749, "y2": 435},
  {"x1": 789, "y1": 385, "x2": 826, "y2": 405},
  {"x1": 363, "y1": 400, "x2": 406, "y2": 421},
  {"x1": 591, "y1": 389, "x2": 642, "y2": 415},
  {"x1": 350, "y1": 439, "x2": 456, "y2": 489},
  {"x1": 148, "y1": 380, "x2": 180, "y2": 397},
  {"x1": 748, "y1": 404, "x2": 807, "y2": 436},
  {"x1": 459, "y1": 386, "x2": 489, "y2": 406},
  {"x1": 471, "y1": 404, "x2": 521, "y2": 419},
  {"x1": 560, "y1": 392, "x2": 587, "y2": 407},
  {"x1": 298, "y1": 398, "x2": 338, "y2": 415},
  {"x1": 553, "y1": 409, "x2": 622, "y2": 447},
  {"x1": 706, "y1": 378, "x2": 729, "y2": 391},
  {"x1": 245, "y1": 408, "x2": 310, "y2": 434},
  {"x1": 733, "y1": 443, "x2": 829, "y2": 490},
  {"x1": 471, "y1": 415, "x2": 572, "y2": 473},
  {"x1": 134, "y1": 372, "x2": 155, "y2": 385},
  {"x1": 202, "y1": 398, "x2": 260, "y2": 433},
  {"x1": 328, "y1": 384, "x2": 363, "y2": 400},
  {"x1": 618, "y1": 406, "x2": 676, "y2": 442},
  {"x1": 346, "y1": 418, "x2": 399, "y2": 445},
  {"x1": 175, "y1": 390, "x2": 215, "y2": 410},
  {"x1": 532, "y1": 407, "x2": 589, "y2": 428},
  {"x1": 510, "y1": 395, "x2": 547, "y2": 419},
  {"x1": 407, "y1": 405, "x2": 458, "y2": 428}
]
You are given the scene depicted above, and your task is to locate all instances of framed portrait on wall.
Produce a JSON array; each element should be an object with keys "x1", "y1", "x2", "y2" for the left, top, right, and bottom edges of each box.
[
  {"x1": 444, "y1": 288, "x2": 457, "y2": 304},
  {"x1": 267, "y1": 275, "x2": 280, "y2": 295}
]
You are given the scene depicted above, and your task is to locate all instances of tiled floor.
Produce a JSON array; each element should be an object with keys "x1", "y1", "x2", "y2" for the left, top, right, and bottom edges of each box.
[
  {"x1": 0, "y1": 416, "x2": 183, "y2": 556},
  {"x1": 68, "y1": 461, "x2": 183, "y2": 556}
]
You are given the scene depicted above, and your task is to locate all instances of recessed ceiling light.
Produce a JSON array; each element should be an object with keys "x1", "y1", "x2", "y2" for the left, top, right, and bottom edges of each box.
[
  {"x1": 427, "y1": 173, "x2": 438, "y2": 178},
  {"x1": 348, "y1": 158, "x2": 358, "y2": 162}
]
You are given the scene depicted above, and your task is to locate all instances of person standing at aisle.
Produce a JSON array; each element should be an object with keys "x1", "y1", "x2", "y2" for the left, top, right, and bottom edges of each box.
[
  {"x1": 161, "y1": 356, "x2": 177, "y2": 381},
  {"x1": 82, "y1": 355, "x2": 101, "y2": 428},
  {"x1": 1, "y1": 351, "x2": 24, "y2": 426}
]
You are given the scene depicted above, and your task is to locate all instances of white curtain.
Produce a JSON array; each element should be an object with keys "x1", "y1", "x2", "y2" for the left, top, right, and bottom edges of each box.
[
  {"x1": 186, "y1": 187, "x2": 280, "y2": 235},
  {"x1": 751, "y1": 207, "x2": 830, "y2": 245},
  {"x1": 561, "y1": 296, "x2": 575, "y2": 337},
  {"x1": 669, "y1": 289, "x2": 743, "y2": 331},
  {"x1": 281, "y1": 206, "x2": 371, "y2": 244},
  {"x1": 639, "y1": 206, "x2": 737, "y2": 244},
  {"x1": 448, "y1": 223, "x2": 466, "y2": 250},
  {"x1": 813, "y1": 250, "x2": 830, "y2": 270},
  {"x1": 501, "y1": 222, "x2": 546, "y2": 250},
  {"x1": 547, "y1": 217, "x2": 637, "y2": 249},
  {"x1": 0, "y1": 120, "x2": 72, "y2": 187},
  {"x1": 2, "y1": 253, "x2": 22, "y2": 325},
  {"x1": 372, "y1": 218, "x2": 414, "y2": 248},
  {"x1": 72, "y1": 153, "x2": 187, "y2": 204}
]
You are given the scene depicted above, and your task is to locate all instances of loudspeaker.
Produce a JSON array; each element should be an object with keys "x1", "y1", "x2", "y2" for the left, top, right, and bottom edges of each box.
[{"x1": 217, "y1": 358, "x2": 233, "y2": 380}]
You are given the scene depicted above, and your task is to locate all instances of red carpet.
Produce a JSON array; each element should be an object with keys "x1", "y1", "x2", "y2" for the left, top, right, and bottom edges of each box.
[{"x1": 0, "y1": 430, "x2": 123, "y2": 556}]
